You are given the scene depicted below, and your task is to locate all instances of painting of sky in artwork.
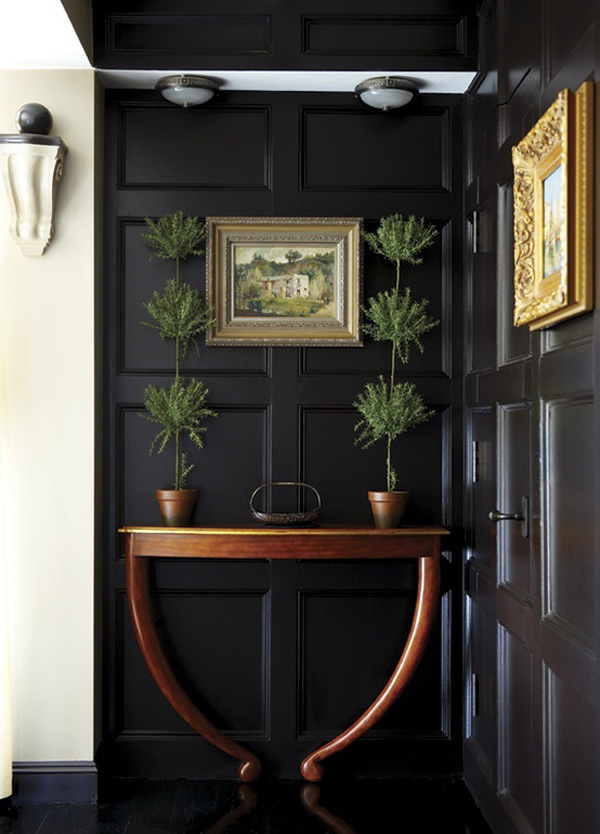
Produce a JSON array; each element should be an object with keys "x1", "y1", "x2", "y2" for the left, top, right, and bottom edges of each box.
[
  {"x1": 233, "y1": 244, "x2": 336, "y2": 318},
  {"x1": 543, "y1": 165, "x2": 565, "y2": 277}
]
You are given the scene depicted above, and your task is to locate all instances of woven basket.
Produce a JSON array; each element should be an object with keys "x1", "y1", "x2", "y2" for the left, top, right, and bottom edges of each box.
[{"x1": 250, "y1": 481, "x2": 321, "y2": 526}]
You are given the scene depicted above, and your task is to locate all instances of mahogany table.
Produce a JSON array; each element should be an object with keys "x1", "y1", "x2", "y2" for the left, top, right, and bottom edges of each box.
[{"x1": 121, "y1": 524, "x2": 449, "y2": 782}]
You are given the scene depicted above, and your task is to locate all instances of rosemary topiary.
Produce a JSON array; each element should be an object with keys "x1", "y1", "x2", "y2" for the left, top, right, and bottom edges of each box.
[
  {"x1": 140, "y1": 211, "x2": 216, "y2": 490},
  {"x1": 354, "y1": 213, "x2": 438, "y2": 492},
  {"x1": 142, "y1": 211, "x2": 206, "y2": 262},
  {"x1": 362, "y1": 287, "x2": 437, "y2": 364},
  {"x1": 143, "y1": 279, "x2": 215, "y2": 364},
  {"x1": 355, "y1": 377, "x2": 432, "y2": 492},
  {"x1": 144, "y1": 378, "x2": 216, "y2": 488}
]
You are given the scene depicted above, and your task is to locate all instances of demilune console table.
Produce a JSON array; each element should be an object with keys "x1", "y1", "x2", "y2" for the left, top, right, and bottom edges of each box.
[{"x1": 121, "y1": 524, "x2": 449, "y2": 782}]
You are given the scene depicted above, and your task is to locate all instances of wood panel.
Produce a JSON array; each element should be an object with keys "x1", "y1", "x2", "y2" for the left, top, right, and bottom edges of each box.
[
  {"x1": 298, "y1": 591, "x2": 444, "y2": 737},
  {"x1": 108, "y1": 14, "x2": 271, "y2": 56},
  {"x1": 466, "y1": 197, "x2": 496, "y2": 374},
  {"x1": 121, "y1": 406, "x2": 270, "y2": 528},
  {"x1": 497, "y1": 626, "x2": 540, "y2": 834},
  {"x1": 463, "y1": 0, "x2": 599, "y2": 831},
  {"x1": 465, "y1": 598, "x2": 496, "y2": 785},
  {"x1": 301, "y1": 15, "x2": 468, "y2": 58},
  {"x1": 543, "y1": 666, "x2": 597, "y2": 834},
  {"x1": 542, "y1": 0, "x2": 597, "y2": 86},
  {"x1": 118, "y1": 219, "x2": 270, "y2": 376},
  {"x1": 93, "y1": 1, "x2": 477, "y2": 71},
  {"x1": 102, "y1": 88, "x2": 463, "y2": 778},
  {"x1": 120, "y1": 590, "x2": 269, "y2": 735},
  {"x1": 465, "y1": 407, "x2": 495, "y2": 580},
  {"x1": 301, "y1": 405, "x2": 449, "y2": 526},
  {"x1": 119, "y1": 105, "x2": 271, "y2": 190},
  {"x1": 301, "y1": 106, "x2": 450, "y2": 193},
  {"x1": 497, "y1": 402, "x2": 532, "y2": 600},
  {"x1": 542, "y1": 397, "x2": 595, "y2": 642}
]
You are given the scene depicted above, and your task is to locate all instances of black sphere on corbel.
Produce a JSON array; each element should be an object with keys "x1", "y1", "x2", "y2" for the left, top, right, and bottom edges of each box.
[{"x1": 16, "y1": 103, "x2": 53, "y2": 136}]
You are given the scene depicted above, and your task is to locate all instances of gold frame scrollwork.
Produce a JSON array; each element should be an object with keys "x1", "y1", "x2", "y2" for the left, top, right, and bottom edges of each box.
[{"x1": 512, "y1": 81, "x2": 593, "y2": 330}]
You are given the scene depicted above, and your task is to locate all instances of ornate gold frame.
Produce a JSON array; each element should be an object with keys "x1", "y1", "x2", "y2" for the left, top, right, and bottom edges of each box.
[
  {"x1": 512, "y1": 81, "x2": 593, "y2": 330},
  {"x1": 206, "y1": 217, "x2": 362, "y2": 346}
]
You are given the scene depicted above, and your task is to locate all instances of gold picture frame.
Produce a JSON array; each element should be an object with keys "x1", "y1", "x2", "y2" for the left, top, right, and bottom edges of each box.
[
  {"x1": 205, "y1": 217, "x2": 362, "y2": 346},
  {"x1": 512, "y1": 81, "x2": 593, "y2": 330}
]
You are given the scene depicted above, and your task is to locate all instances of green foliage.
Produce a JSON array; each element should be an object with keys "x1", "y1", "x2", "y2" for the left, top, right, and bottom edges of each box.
[
  {"x1": 363, "y1": 287, "x2": 438, "y2": 363},
  {"x1": 143, "y1": 279, "x2": 216, "y2": 357},
  {"x1": 144, "y1": 378, "x2": 215, "y2": 454},
  {"x1": 364, "y1": 213, "x2": 437, "y2": 266},
  {"x1": 142, "y1": 211, "x2": 205, "y2": 261},
  {"x1": 355, "y1": 213, "x2": 438, "y2": 492},
  {"x1": 354, "y1": 378, "x2": 432, "y2": 491},
  {"x1": 354, "y1": 378, "x2": 432, "y2": 448},
  {"x1": 140, "y1": 211, "x2": 216, "y2": 491},
  {"x1": 179, "y1": 453, "x2": 194, "y2": 488},
  {"x1": 143, "y1": 378, "x2": 216, "y2": 489}
]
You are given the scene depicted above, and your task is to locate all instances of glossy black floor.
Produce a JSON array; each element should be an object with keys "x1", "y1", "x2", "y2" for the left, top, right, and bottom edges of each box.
[{"x1": 0, "y1": 779, "x2": 492, "y2": 833}]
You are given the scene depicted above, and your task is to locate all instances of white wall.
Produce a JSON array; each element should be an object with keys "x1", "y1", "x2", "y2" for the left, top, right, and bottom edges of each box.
[{"x1": 0, "y1": 69, "x2": 96, "y2": 763}]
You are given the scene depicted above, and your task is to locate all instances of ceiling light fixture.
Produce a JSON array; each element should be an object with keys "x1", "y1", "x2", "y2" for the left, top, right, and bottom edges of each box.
[
  {"x1": 354, "y1": 77, "x2": 418, "y2": 111},
  {"x1": 156, "y1": 75, "x2": 219, "y2": 108}
]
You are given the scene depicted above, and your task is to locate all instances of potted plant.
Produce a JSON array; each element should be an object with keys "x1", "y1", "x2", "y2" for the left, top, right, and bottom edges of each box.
[
  {"x1": 354, "y1": 214, "x2": 438, "y2": 528},
  {"x1": 140, "y1": 211, "x2": 216, "y2": 526}
]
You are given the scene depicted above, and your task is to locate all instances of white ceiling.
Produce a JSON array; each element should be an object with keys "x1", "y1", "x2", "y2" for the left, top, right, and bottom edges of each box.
[
  {"x1": 0, "y1": 2, "x2": 476, "y2": 94},
  {"x1": 0, "y1": 1, "x2": 91, "y2": 69},
  {"x1": 97, "y1": 69, "x2": 476, "y2": 94}
]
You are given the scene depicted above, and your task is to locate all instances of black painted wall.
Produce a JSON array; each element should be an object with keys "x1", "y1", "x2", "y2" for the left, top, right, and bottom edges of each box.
[
  {"x1": 100, "y1": 87, "x2": 465, "y2": 779},
  {"x1": 93, "y1": 0, "x2": 477, "y2": 73},
  {"x1": 463, "y1": 1, "x2": 600, "y2": 832}
]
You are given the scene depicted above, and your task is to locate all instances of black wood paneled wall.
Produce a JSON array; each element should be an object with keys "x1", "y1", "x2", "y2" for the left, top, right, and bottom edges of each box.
[
  {"x1": 93, "y1": 0, "x2": 477, "y2": 73},
  {"x1": 463, "y1": 1, "x2": 599, "y2": 832},
  {"x1": 101, "y1": 89, "x2": 465, "y2": 778}
]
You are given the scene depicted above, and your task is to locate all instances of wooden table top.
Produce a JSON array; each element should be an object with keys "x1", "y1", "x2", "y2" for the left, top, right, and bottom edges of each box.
[{"x1": 120, "y1": 524, "x2": 450, "y2": 559}]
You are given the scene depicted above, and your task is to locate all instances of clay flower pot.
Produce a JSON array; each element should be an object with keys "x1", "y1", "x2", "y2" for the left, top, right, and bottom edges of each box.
[
  {"x1": 368, "y1": 490, "x2": 409, "y2": 529},
  {"x1": 156, "y1": 489, "x2": 197, "y2": 527}
]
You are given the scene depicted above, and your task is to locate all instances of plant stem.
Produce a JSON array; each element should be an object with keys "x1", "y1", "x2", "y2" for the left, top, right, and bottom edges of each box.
[
  {"x1": 175, "y1": 255, "x2": 181, "y2": 488},
  {"x1": 175, "y1": 256, "x2": 181, "y2": 378},
  {"x1": 386, "y1": 258, "x2": 402, "y2": 492}
]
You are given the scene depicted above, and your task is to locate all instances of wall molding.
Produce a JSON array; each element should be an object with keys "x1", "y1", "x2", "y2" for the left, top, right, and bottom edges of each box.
[{"x1": 12, "y1": 762, "x2": 97, "y2": 805}]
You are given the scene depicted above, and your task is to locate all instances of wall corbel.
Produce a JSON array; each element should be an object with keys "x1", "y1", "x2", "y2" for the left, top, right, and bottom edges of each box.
[{"x1": 0, "y1": 104, "x2": 67, "y2": 256}]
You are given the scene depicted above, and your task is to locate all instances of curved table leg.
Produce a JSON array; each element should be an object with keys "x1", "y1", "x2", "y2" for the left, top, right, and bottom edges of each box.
[
  {"x1": 300, "y1": 551, "x2": 440, "y2": 781},
  {"x1": 300, "y1": 785, "x2": 358, "y2": 834},
  {"x1": 126, "y1": 539, "x2": 261, "y2": 782},
  {"x1": 204, "y1": 785, "x2": 257, "y2": 833}
]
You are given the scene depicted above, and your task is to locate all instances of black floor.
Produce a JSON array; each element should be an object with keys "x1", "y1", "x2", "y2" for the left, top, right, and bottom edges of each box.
[{"x1": 0, "y1": 779, "x2": 492, "y2": 833}]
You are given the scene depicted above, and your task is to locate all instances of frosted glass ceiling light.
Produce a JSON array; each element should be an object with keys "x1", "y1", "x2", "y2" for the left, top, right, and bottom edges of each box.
[
  {"x1": 355, "y1": 77, "x2": 418, "y2": 111},
  {"x1": 156, "y1": 75, "x2": 219, "y2": 107}
]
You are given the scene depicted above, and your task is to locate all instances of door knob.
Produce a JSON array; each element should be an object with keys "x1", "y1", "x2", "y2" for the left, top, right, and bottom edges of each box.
[
  {"x1": 489, "y1": 496, "x2": 529, "y2": 539},
  {"x1": 489, "y1": 510, "x2": 522, "y2": 522}
]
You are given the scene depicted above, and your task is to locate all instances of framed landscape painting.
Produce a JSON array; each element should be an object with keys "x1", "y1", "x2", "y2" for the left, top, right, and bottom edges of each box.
[
  {"x1": 205, "y1": 217, "x2": 363, "y2": 346},
  {"x1": 512, "y1": 81, "x2": 593, "y2": 330}
]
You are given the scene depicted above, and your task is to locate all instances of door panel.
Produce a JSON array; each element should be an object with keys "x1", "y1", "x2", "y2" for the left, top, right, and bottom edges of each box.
[
  {"x1": 544, "y1": 666, "x2": 597, "y2": 834},
  {"x1": 497, "y1": 403, "x2": 532, "y2": 600},
  {"x1": 542, "y1": 397, "x2": 595, "y2": 642},
  {"x1": 463, "y1": 2, "x2": 599, "y2": 823},
  {"x1": 498, "y1": 626, "x2": 539, "y2": 834}
]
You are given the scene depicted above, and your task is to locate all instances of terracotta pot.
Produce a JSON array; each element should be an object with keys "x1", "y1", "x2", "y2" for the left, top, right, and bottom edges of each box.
[
  {"x1": 156, "y1": 489, "x2": 197, "y2": 527},
  {"x1": 368, "y1": 490, "x2": 409, "y2": 529}
]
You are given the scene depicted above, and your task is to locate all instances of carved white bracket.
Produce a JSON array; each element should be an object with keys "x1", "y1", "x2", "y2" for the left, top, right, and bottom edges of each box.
[{"x1": 0, "y1": 138, "x2": 67, "y2": 256}]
